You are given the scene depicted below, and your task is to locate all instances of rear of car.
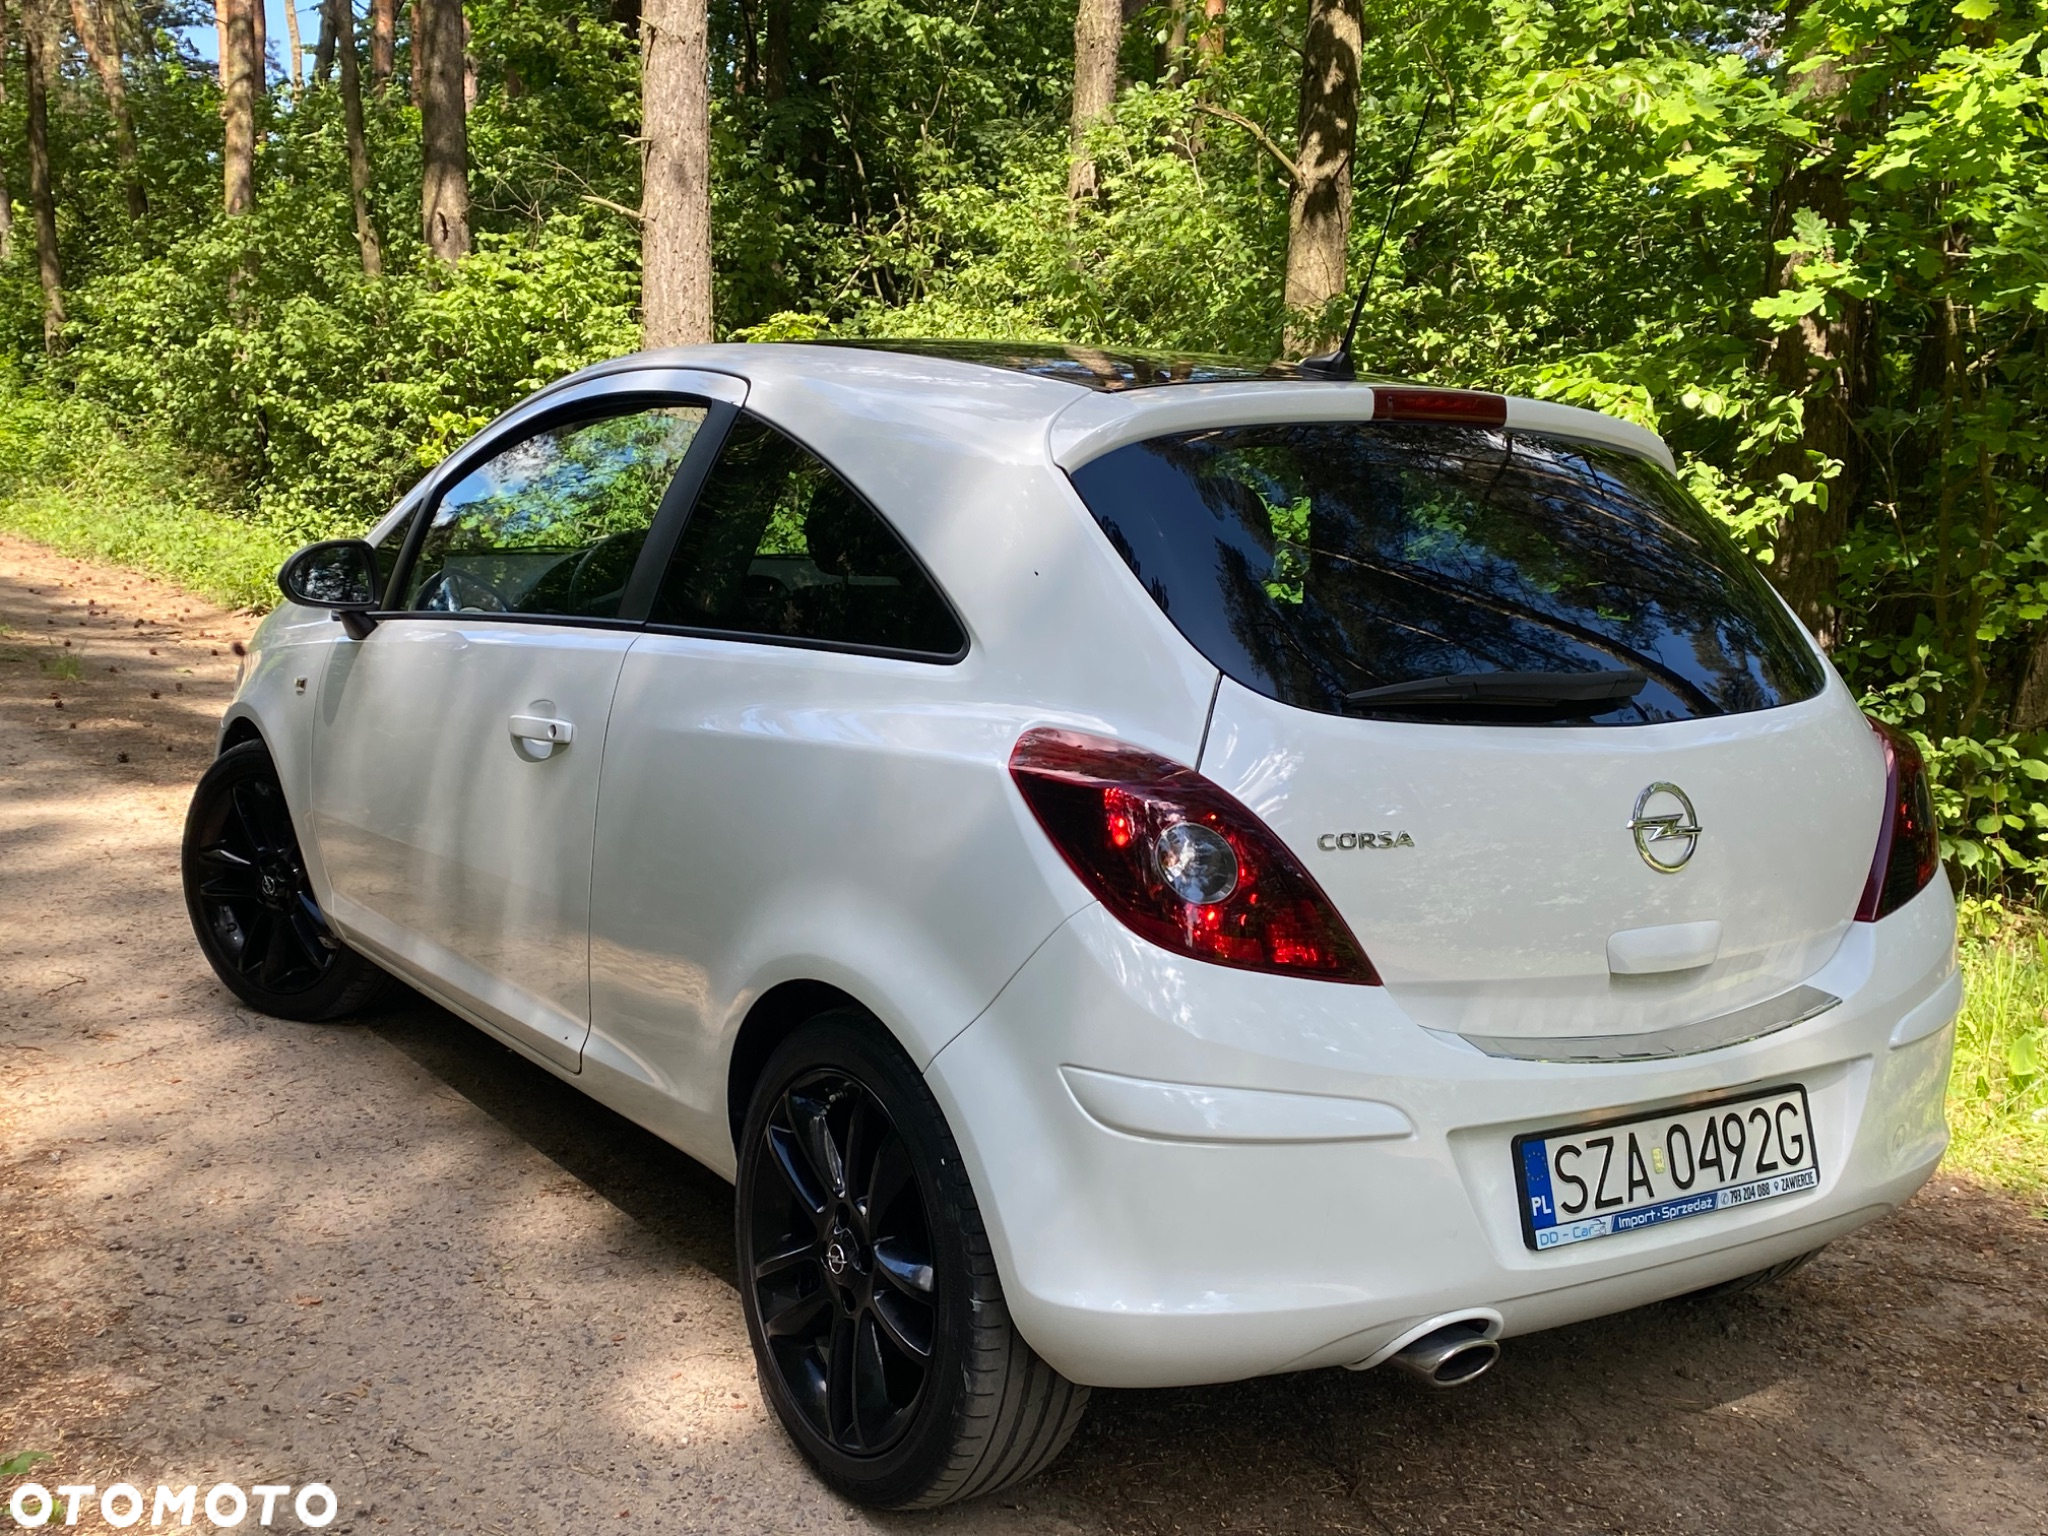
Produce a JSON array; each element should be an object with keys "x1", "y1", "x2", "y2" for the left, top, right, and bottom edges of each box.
[{"x1": 923, "y1": 380, "x2": 1958, "y2": 1389}]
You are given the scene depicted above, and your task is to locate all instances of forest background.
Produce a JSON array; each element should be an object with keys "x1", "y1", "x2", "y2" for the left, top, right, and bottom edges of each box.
[{"x1": 0, "y1": 0, "x2": 2039, "y2": 1173}]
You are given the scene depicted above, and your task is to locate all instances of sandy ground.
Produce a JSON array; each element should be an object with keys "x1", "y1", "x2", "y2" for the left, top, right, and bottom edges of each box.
[{"x1": 2, "y1": 531, "x2": 2046, "y2": 1536}]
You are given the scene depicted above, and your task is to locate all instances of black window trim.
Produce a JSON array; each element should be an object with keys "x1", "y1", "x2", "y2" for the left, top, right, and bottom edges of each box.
[
  {"x1": 638, "y1": 407, "x2": 972, "y2": 666},
  {"x1": 375, "y1": 389, "x2": 737, "y2": 626}
]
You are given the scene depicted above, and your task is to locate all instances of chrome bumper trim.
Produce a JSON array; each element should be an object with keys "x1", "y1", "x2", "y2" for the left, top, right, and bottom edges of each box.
[{"x1": 1459, "y1": 985, "x2": 1842, "y2": 1064}]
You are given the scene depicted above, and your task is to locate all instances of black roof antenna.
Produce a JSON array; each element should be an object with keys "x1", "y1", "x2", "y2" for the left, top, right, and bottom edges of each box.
[{"x1": 1298, "y1": 96, "x2": 1435, "y2": 381}]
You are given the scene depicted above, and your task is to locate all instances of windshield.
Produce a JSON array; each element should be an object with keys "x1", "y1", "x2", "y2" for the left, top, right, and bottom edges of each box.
[{"x1": 1067, "y1": 423, "x2": 1825, "y2": 725}]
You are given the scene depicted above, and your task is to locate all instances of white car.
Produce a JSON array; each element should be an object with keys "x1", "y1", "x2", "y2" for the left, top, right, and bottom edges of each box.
[{"x1": 183, "y1": 341, "x2": 1960, "y2": 1508}]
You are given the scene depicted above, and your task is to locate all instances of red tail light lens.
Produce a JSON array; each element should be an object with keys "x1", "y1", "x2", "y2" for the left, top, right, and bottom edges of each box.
[
  {"x1": 1855, "y1": 718, "x2": 1942, "y2": 922},
  {"x1": 1369, "y1": 386, "x2": 1508, "y2": 426},
  {"x1": 1009, "y1": 728, "x2": 1379, "y2": 984}
]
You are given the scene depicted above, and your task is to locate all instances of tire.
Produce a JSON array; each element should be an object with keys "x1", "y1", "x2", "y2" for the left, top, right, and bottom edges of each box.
[
  {"x1": 181, "y1": 741, "x2": 394, "y2": 1023},
  {"x1": 736, "y1": 1010, "x2": 1089, "y2": 1508},
  {"x1": 1684, "y1": 1246, "x2": 1826, "y2": 1301}
]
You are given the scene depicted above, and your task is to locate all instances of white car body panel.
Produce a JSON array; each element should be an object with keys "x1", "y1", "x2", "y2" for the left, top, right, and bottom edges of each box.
[
  {"x1": 218, "y1": 341, "x2": 1960, "y2": 1391},
  {"x1": 311, "y1": 620, "x2": 636, "y2": 1069},
  {"x1": 1198, "y1": 672, "x2": 1883, "y2": 1037}
]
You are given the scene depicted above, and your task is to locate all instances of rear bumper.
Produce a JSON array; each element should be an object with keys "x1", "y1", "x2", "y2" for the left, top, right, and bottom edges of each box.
[{"x1": 923, "y1": 877, "x2": 1958, "y2": 1389}]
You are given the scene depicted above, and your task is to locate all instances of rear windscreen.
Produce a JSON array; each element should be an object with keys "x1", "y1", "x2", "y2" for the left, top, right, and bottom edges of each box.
[{"x1": 1067, "y1": 423, "x2": 1826, "y2": 725}]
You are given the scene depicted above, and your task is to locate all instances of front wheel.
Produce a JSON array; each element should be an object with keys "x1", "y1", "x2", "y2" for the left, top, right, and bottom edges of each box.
[
  {"x1": 181, "y1": 741, "x2": 393, "y2": 1022},
  {"x1": 736, "y1": 1012, "x2": 1089, "y2": 1507}
]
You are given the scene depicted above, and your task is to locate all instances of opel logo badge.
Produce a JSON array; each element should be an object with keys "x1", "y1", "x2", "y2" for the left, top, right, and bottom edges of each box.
[
  {"x1": 824, "y1": 1240, "x2": 850, "y2": 1278},
  {"x1": 1628, "y1": 782, "x2": 1700, "y2": 873}
]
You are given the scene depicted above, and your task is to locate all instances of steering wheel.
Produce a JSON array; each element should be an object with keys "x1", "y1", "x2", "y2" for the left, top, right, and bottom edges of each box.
[
  {"x1": 414, "y1": 568, "x2": 509, "y2": 614},
  {"x1": 564, "y1": 531, "x2": 643, "y2": 614}
]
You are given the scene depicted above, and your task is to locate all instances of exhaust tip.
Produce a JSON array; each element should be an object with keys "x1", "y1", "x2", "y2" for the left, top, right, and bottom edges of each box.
[{"x1": 1389, "y1": 1322, "x2": 1499, "y2": 1389}]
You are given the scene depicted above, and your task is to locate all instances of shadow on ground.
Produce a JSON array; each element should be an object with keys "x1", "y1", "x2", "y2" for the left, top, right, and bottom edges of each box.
[{"x1": 370, "y1": 997, "x2": 740, "y2": 1288}]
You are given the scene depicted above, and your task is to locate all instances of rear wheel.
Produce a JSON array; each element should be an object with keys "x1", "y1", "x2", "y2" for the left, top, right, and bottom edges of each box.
[
  {"x1": 736, "y1": 1011, "x2": 1088, "y2": 1507},
  {"x1": 181, "y1": 741, "x2": 392, "y2": 1022}
]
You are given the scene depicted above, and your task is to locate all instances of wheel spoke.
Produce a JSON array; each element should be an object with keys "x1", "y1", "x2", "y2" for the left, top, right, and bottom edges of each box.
[
  {"x1": 825, "y1": 1313, "x2": 858, "y2": 1448},
  {"x1": 256, "y1": 913, "x2": 297, "y2": 987},
  {"x1": 287, "y1": 905, "x2": 332, "y2": 972},
  {"x1": 761, "y1": 1287, "x2": 830, "y2": 1341},
  {"x1": 787, "y1": 1085, "x2": 846, "y2": 1199},
  {"x1": 198, "y1": 844, "x2": 254, "y2": 870},
  {"x1": 865, "y1": 1134, "x2": 914, "y2": 1229},
  {"x1": 868, "y1": 1290, "x2": 933, "y2": 1362},
  {"x1": 229, "y1": 781, "x2": 280, "y2": 857},
  {"x1": 851, "y1": 1313, "x2": 917, "y2": 1449},
  {"x1": 752, "y1": 1237, "x2": 817, "y2": 1284},
  {"x1": 199, "y1": 872, "x2": 263, "y2": 901},
  {"x1": 232, "y1": 910, "x2": 274, "y2": 975},
  {"x1": 871, "y1": 1236, "x2": 935, "y2": 1298},
  {"x1": 764, "y1": 1123, "x2": 827, "y2": 1216},
  {"x1": 842, "y1": 1096, "x2": 877, "y2": 1229}
]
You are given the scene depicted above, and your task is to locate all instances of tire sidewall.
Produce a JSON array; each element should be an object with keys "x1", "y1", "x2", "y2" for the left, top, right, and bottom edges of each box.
[{"x1": 736, "y1": 1013, "x2": 980, "y2": 1507}]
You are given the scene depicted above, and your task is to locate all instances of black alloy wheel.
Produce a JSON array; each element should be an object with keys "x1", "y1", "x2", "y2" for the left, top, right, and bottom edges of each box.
[
  {"x1": 182, "y1": 741, "x2": 392, "y2": 1022},
  {"x1": 751, "y1": 1065, "x2": 938, "y2": 1454},
  {"x1": 737, "y1": 1013, "x2": 1088, "y2": 1508}
]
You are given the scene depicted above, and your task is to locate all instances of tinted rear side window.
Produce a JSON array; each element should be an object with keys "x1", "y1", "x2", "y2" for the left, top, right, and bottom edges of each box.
[
  {"x1": 649, "y1": 416, "x2": 965, "y2": 658},
  {"x1": 1067, "y1": 424, "x2": 1825, "y2": 725}
]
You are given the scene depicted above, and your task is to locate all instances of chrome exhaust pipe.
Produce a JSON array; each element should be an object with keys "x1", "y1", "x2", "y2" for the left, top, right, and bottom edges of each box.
[{"x1": 1388, "y1": 1322, "x2": 1499, "y2": 1388}]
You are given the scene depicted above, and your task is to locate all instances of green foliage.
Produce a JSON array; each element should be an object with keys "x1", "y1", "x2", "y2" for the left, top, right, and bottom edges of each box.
[
  {"x1": 0, "y1": 388, "x2": 298, "y2": 607},
  {"x1": 0, "y1": 1451, "x2": 51, "y2": 1479},
  {"x1": 1951, "y1": 922, "x2": 2048, "y2": 1195}
]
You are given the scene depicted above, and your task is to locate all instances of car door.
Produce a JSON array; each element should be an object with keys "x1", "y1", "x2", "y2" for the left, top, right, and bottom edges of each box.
[
  {"x1": 587, "y1": 412, "x2": 1012, "y2": 1159},
  {"x1": 309, "y1": 369, "x2": 745, "y2": 1070}
]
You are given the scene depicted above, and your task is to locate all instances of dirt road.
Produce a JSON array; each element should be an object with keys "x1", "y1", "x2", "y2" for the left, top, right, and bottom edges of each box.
[{"x1": 3, "y1": 532, "x2": 2046, "y2": 1535}]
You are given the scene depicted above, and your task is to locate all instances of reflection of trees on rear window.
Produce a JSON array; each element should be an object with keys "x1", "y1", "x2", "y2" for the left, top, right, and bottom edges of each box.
[{"x1": 1068, "y1": 423, "x2": 1824, "y2": 725}]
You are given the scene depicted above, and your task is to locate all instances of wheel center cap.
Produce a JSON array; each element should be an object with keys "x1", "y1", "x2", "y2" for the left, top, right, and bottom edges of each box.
[{"x1": 824, "y1": 1240, "x2": 850, "y2": 1277}]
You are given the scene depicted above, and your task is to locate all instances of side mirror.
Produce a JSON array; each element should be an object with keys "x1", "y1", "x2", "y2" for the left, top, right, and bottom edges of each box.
[{"x1": 279, "y1": 540, "x2": 381, "y2": 638}]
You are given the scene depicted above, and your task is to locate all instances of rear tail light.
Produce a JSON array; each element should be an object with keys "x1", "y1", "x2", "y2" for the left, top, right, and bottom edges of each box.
[
  {"x1": 1855, "y1": 718, "x2": 1942, "y2": 922},
  {"x1": 1369, "y1": 386, "x2": 1508, "y2": 426},
  {"x1": 1008, "y1": 728, "x2": 1379, "y2": 983}
]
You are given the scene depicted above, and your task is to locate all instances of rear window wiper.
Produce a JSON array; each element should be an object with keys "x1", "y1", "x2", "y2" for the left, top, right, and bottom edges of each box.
[{"x1": 1345, "y1": 668, "x2": 1649, "y2": 708}]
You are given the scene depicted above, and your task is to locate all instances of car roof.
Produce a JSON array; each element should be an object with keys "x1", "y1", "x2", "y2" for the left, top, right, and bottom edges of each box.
[{"x1": 527, "y1": 341, "x2": 1678, "y2": 474}]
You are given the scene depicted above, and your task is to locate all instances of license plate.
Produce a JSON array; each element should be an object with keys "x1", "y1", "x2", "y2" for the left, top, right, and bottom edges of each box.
[{"x1": 1513, "y1": 1085, "x2": 1819, "y2": 1251}]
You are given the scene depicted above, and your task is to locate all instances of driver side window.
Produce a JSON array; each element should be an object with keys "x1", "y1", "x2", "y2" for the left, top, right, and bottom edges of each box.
[{"x1": 405, "y1": 403, "x2": 707, "y2": 619}]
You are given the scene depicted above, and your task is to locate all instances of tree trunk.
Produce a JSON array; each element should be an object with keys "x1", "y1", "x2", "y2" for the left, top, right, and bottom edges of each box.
[
  {"x1": 314, "y1": 0, "x2": 336, "y2": 83},
  {"x1": 1759, "y1": 47, "x2": 1863, "y2": 650},
  {"x1": 1283, "y1": 0, "x2": 1360, "y2": 353},
  {"x1": 1160, "y1": 2, "x2": 1190, "y2": 82},
  {"x1": 23, "y1": 0, "x2": 62, "y2": 352},
  {"x1": 408, "y1": 0, "x2": 421, "y2": 104},
  {"x1": 219, "y1": 0, "x2": 258, "y2": 215},
  {"x1": 69, "y1": 0, "x2": 145, "y2": 217},
  {"x1": 1198, "y1": 0, "x2": 1224, "y2": 69},
  {"x1": 283, "y1": 0, "x2": 303, "y2": 89},
  {"x1": 370, "y1": 0, "x2": 395, "y2": 89},
  {"x1": 252, "y1": 0, "x2": 265, "y2": 84},
  {"x1": 1067, "y1": 0, "x2": 1121, "y2": 202},
  {"x1": 640, "y1": 0, "x2": 711, "y2": 346},
  {"x1": 763, "y1": 0, "x2": 787, "y2": 100},
  {"x1": 336, "y1": 0, "x2": 382, "y2": 276},
  {"x1": 416, "y1": 0, "x2": 470, "y2": 263},
  {"x1": 0, "y1": 1, "x2": 17, "y2": 263}
]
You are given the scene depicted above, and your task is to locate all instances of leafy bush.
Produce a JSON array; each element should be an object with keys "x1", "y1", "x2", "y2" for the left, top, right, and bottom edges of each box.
[{"x1": 1951, "y1": 924, "x2": 2048, "y2": 1196}]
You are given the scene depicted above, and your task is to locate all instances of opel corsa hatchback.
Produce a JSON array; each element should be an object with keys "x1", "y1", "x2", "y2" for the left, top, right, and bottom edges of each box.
[{"x1": 183, "y1": 341, "x2": 1960, "y2": 1507}]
